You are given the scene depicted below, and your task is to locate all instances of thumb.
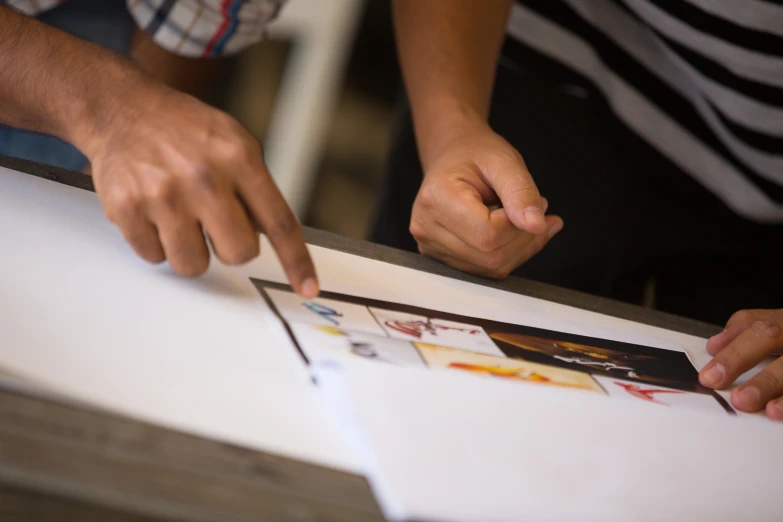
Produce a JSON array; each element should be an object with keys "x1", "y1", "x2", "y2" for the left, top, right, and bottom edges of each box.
[
  {"x1": 486, "y1": 153, "x2": 547, "y2": 234},
  {"x1": 522, "y1": 214, "x2": 565, "y2": 261}
]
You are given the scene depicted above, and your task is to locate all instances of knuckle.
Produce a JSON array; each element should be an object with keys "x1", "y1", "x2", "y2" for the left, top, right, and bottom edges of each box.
[
  {"x1": 409, "y1": 219, "x2": 427, "y2": 241},
  {"x1": 266, "y1": 213, "x2": 299, "y2": 239},
  {"x1": 713, "y1": 348, "x2": 741, "y2": 371},
  {"x1": 218, "y1": 136, "x2": 259, "y2": 166},
  {"x1": 175, "y1": 257, "x2": 210, "y2": 278},
  {"x1": 216, "y1": 111, "x2": 245, "y2": 134},
  {"x1": 189, "y1": 164, "x2": 219, "y2": 195},
  {"x1": 415, "y1": 184, "x2": 437, "y2": 211},
  {"x1": 484, "y1": 250, "x2": 508, "y2": 275},
  {"x1": 222, "y1": 140, "x2": 248, "y2": 161},
  {"x1": 175, "y1": 157, "x2": 218, "y2": 195},
  {"x1": 134, "y1": 242, "x2": 166, "y2": 264},
  {"x1": 142, "y1": 250, "x2": 166, "y2": 265},
  {"x1": 124, "y1": 231, "x2": 163, "y2": 262},
  {"x1": 751, "y1": 318, "x2": 781, "y2": 340},
  {"x1": 473, "y1": 227, "x2": 499, "y2": 253},
  {"x1": 221, "y1": 240, "x2": 260, "y2": 266},
  {"x1": 487, "y1": 267, "x2": 511, "y2": 280},
  {"x1": 145, "y1": 178, "x2": 179, "y2": 208},
  {"x1": 728, "y1": 309, "x2": 755, "y2": 328},
  {"x1": 751, "y1": 369, "x2": 782, "y2": 395},
  {"x1": 104, "y1": 189, "x2": 141, "y2": 222},
  {"x1": 501, "y1": 178, "x2": 538, "y2": 201}
]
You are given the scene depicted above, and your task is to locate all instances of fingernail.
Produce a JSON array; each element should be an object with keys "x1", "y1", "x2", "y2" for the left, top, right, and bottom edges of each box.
[
  {"x1": 735, "y1": 386, "x2": 760, "y2": 410},
  {"x1": 768, "y1": 398, "x2": 783, "y2": 420},
  {"x1": 547, "y1": 220, "x2": 564, "y2": 239},
  {"x1": 699, "y1": 362, "x2": 725, "y2": 388},
  {"x1": 523, "y1": 207, "x2": 545, "y2": 228},
  {"x1": 300, "y1": 278, "x2": 319, "y2": 299},
  {"x1": 542, "y1": 198, "x2": 549, "y2": 213}
]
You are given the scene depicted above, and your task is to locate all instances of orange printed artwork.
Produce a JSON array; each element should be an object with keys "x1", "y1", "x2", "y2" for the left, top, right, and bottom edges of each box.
[
  {"x1": 448, "y1": 362, "x2": 566, "y2": 386},
  {"x1": 414, "y1": 343, "x2": 604, "y2": 394}
]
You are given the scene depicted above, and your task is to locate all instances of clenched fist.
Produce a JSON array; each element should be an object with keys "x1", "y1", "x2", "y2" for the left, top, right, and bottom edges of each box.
[{"x1": 411, "y1": 119, "x2": 563, "y2": 278}]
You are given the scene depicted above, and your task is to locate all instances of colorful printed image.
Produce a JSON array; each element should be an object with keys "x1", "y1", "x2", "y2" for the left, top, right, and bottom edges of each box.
[
  {"x1": 265, "y1": 288, "x2": 386, "y2": 336},
  {"x1": 490, "y1": 332, "x2": 702, "y2": 391},
  {"x1": 593, "y1": 376, "x2": 731, "y2": 415},
  {"x1": 289, "y1": 323, "x2": 426, "y2": 368},
  {"x1": 370, "y1": 308, "x2": 505, "y2": 357},
  {"x1": 250, "y1": 278, "x2": 734, "y2": 416},
  {"x1": 415, "y1": 342, "x2": 603, "y2": 393}
]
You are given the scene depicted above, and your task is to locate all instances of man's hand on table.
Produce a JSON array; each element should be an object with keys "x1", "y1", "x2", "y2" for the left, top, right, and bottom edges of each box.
[
  {"x1": 77, "y1": 84, "x2": 318, "y2": 297},
  {"x1": 0, "y1": 7, "x2": 317, "y2": 297},
  {"x1": 700, "y1": 309, "x2": 783, "y2": 419},
  {"x1": 410, "y1": 118, "x2": 564, "y2": 278}
]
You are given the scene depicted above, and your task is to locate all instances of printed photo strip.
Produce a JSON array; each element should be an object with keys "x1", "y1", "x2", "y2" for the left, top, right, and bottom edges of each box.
[{"x1": 251, "y1": 279, "x2": 734, "y2": 415}]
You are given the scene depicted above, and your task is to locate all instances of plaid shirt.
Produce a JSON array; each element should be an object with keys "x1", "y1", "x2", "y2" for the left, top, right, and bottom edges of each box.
[{"x1": 3, "y1": 0, "x2": 285, "y2": 57}]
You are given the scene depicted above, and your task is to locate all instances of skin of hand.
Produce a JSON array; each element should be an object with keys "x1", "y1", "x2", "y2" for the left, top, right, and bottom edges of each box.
[
  {"x1": 78, "y1": 84, "x2": 318, "y2": 297},
  {"x1": 0, "y1": 7, "x2": 317, "y2": 297},
  {"x1": 700, "y1": 309, "x2": 783, "y2": 419},
  {"x1": 410, "y1": 117, "x2": 564, "y2": 279},
  {"x1": 392, "y1": 0, "x2": 561, "y2": 278}
]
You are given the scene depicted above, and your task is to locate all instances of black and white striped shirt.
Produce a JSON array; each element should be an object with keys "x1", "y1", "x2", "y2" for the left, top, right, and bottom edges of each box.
[{"x1": 508, "y1": 0, "x2": 783, "y2": 222}]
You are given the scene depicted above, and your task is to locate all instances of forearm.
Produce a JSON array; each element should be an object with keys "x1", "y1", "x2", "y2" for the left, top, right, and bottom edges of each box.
[
  {"x1": 393, "y1": 0, "x2": 512, "y2": 169},
  {"x1": 0, "y1": 7, "x2": 156, "y2": 156}
]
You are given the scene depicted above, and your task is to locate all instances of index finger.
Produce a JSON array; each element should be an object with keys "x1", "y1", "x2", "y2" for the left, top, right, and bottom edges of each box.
[
  {"x1": 699, "y1": 318, "x2": 783, "y2": 389},
  {"x1": 706, "y1": 309, "x2": 771, "y2": 355},
  {"x1": 236, "y1": 161, "x2": 318, "y2": 298}
]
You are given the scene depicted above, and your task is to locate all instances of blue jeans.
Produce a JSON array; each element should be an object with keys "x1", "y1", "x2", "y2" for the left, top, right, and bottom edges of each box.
[{"x1": 0, "y1": 0, "x2": 135, "y2": 171}]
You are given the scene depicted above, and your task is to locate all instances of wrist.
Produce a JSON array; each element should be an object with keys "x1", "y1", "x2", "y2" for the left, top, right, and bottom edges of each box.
[
  {"x1": 66, "y1": 57, "x2": 164, "y2": 161},
  {"x1": 412, "y1": 97, "x2": 490, "y2": 172}
]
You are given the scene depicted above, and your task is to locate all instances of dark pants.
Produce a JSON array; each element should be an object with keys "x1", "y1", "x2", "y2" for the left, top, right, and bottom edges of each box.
[{"x1": 371, "y1": 51, "x2": 783, "y2": 326}]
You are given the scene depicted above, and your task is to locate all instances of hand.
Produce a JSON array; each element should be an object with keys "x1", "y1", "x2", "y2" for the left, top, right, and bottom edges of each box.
[
  {"x1": 410, "y1": 119, "x2": 563, "y2": 278},
  {"x1": 699, "y1": 309, "x2": 783, "y2": 419},
  {"x1": 80, "y1": 85, "x2": 318, "y2": 297}
]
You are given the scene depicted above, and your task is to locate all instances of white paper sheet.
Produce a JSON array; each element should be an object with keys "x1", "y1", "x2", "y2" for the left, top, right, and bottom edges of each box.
[
  {"x1": 0, "y1": 163, "x2": 776, "y2": 519},
  {"x1": 0, "y1": 166, "x2": 359, "y2": 472},
  {"x1": 314, "y1": 357, "x2": 783, "y2": 522}
]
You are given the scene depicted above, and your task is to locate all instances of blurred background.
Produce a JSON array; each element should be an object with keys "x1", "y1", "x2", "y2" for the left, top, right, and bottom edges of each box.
[{"x1": 208, "y1": 0, "x2": 400, "y2": 240}]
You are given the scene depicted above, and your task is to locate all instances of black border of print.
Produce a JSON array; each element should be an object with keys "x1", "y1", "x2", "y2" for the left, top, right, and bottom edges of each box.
[
  {"x1": 254, "y1": 280, "x2": 312, "y2": 364},
  {"x1": 250, "y1": 278, "x2": 734, "y2": 414}
]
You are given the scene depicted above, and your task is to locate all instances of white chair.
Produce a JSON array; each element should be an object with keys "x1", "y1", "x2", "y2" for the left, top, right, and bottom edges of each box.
[{"x1": 263, "y1": 0, "x2": 366, "y2": 219}]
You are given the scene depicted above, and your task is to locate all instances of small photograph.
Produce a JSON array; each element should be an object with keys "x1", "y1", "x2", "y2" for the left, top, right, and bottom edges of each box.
[
  {"x1": 414, "y1": 342, "x2": 604, "y2": 393},
  {"x1": 264, "y1": 287, "x2": 386, "y2": 336},
  {"x1": 593, "y1": 375, "x2": 732, "y2": 415},
  {"x1": 371, "y1": 308, "x2": 505, "y2": 357},
  {"x1": 252, "y1": 278, "x2": 723, "y2": 407},
  {"x1": 490, "y1": 332, "x2": 702, "y2": 390},
  {"x1": 289, "y1": 323, "x2": 427, "y2": 368}
]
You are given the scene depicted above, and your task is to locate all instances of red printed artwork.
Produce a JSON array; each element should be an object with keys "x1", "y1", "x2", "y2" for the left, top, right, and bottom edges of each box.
[
  {"x1": 384, "y1": 319, "x2": 481, "y2": 339},
  {"x1": 614, "y1": 382, "x2": 685, "y2": 405}
]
